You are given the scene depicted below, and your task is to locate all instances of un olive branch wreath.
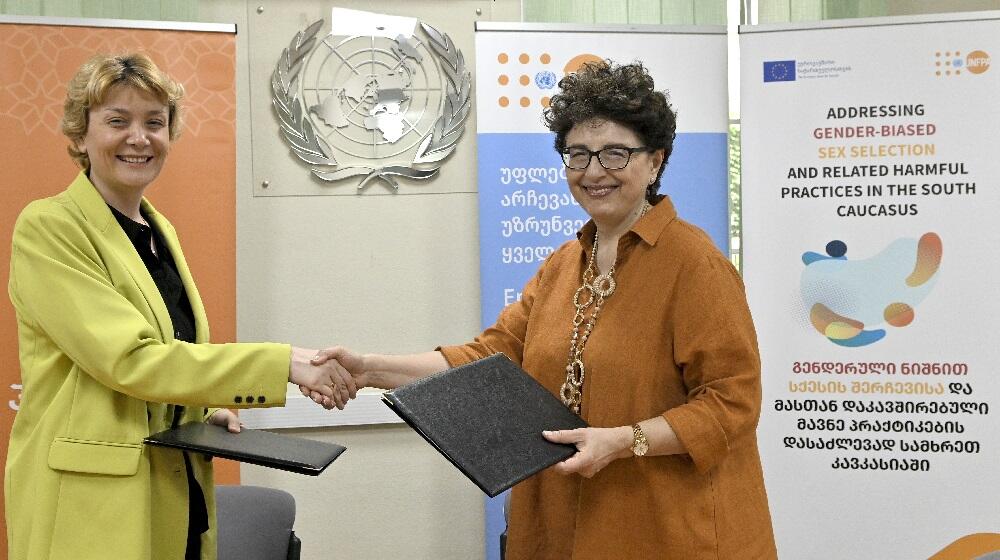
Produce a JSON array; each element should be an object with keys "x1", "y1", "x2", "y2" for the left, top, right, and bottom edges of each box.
[{"x1": 271, "y1": 19, "x2": 471, "y2": 190}]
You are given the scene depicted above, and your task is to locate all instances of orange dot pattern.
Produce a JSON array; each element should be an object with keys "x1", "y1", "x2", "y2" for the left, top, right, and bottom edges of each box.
[{"x1": 495, "y1": 51, "x2": 556, "y2": 108}]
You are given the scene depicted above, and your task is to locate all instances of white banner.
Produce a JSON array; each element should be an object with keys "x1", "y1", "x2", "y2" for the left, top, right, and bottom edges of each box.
[{"x1": 741, "y1": 13, "x2": 1000, "y2": 560}]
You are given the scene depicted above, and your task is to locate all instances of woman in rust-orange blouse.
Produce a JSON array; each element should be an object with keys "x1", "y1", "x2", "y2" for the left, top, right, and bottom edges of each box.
[{"x1": 313, "y1": 61, "x2": 777, "y2": 559}]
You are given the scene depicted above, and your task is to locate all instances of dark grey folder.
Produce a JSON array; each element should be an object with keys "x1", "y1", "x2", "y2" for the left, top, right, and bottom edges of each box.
[
  {"x1": 144, "y1": 422, "x2": 346, "y2": 476},
  {"x1": 382, "y1": 353, "x2": 588, "y2": 497}
]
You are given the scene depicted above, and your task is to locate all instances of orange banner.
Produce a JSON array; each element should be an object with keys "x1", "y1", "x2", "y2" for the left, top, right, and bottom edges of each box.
[{"x1": 0, "y1": 19, "x2": 240, "y2": 549}]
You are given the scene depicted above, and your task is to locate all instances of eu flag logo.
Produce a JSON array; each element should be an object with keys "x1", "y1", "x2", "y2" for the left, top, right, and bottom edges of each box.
[{"x1": 763, "y1": 60, "x2": 796, "y2": 82}]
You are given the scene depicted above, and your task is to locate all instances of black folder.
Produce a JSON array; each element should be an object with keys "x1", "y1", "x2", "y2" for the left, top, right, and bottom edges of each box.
[
  {"x1": 382, "y1": 353, "x2": 588, "y2": 497},
  {"x1": 144, "y1": 422, "x2": 346, "y2": 476}
]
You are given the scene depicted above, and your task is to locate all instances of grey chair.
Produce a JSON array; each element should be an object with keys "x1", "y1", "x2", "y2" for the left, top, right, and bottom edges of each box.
[{"x1": 215, "y1": 485, "x2": 301, "y2": 560}]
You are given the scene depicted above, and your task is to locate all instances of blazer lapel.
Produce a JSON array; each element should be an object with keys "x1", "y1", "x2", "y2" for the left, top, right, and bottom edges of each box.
[
  {"x1": 143, "y1": 201, "x2": 210, "y2": 344},
  {"x1": 66, "y1": 172, "x2": 174, "y2": 341}
]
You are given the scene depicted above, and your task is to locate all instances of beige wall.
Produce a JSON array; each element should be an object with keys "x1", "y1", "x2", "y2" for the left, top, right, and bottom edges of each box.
[{"x1": 198, "y1": 1, "x2": 518, "y2": 558}]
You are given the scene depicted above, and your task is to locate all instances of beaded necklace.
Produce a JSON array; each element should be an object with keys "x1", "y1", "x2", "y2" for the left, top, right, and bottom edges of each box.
[{"x1": 559, "y1": 200, "x2": 651, "y2": 414}]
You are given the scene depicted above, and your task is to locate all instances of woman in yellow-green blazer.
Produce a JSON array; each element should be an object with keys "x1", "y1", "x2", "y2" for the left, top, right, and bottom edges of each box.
[{"x1": 5, "y1": 54, "x2": 353, "y2": 560}]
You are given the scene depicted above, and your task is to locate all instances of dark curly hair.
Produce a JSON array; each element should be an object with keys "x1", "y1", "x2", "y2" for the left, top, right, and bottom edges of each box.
[{"x1": 543, "y1": 61, "x2": 677, "y2": 202}]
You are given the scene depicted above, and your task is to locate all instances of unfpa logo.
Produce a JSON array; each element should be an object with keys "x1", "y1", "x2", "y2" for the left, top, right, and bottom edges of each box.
[
  {"x1": 966, "y1": 50, "x2": 990, "y2": 74},
  {"x1": 934, "y1": 49, "x2": 990, "y2": 76}
]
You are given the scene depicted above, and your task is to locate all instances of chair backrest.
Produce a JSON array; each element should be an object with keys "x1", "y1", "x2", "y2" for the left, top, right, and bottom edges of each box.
[{"x1": 216, "y1": 485, "x2": 301, "y2": 560}]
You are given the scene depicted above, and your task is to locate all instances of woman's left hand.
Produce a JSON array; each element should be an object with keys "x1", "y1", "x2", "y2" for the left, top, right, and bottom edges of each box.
[
  {"x1": 207, "y1": 409, "x2": 243, "y2": 433},
  {"x1": 543, "y1": 427, "x2": 631, "y2": 478}
]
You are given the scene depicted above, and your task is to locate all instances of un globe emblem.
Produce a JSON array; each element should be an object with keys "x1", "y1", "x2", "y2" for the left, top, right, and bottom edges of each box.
[
  {"x1": 535, "y1": 70, "x2": 557, "y2": 90},
  {"x1": 272, "y1": 19, "x2": 471, "y2": 190}
]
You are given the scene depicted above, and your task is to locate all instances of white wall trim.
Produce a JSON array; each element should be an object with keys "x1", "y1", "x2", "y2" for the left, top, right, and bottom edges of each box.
[
  {"x1": 476, "y1": 20, "x2": 725, "y2": 34},
  {"x1": 240, "y1": 392, "x2": 402, "y2": 429},
  {"x1": 0, "y1": 14, "x2": 236, "y2": 33}
]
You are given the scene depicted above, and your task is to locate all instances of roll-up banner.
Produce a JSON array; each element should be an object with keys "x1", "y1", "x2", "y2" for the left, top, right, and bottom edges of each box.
[
  {"x1": 741, "y1": 12, "x2": 1000, "y2": 560},
  {"x1": 0, "y1": 15, "x2": 240, "y2": 550},
  {"x1": 475, "y1": 22, "x2": 729, "y2": 560}
]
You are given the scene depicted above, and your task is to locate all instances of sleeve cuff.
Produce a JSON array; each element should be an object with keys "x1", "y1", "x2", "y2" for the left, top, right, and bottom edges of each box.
[
  {"x1": 436, "y1": 345, "x2": 489, "y2": 368},
  {"x1": 663, "y1": 405, "x2": 730, "y2": 473},
  {"x1": 257, "y1": 344, "x2": 290, "y2": 407},
  {"x1": 227, "y1": 343, "x2": 290, "y2": 409}
]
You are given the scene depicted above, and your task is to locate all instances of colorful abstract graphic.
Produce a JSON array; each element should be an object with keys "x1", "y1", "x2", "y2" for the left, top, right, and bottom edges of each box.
[{"x1": 800, "y1": 233, "x2": 943, "y2": 347}]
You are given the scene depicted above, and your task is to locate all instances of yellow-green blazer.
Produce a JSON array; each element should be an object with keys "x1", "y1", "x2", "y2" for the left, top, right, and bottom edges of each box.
[{"x1": 6, "y1": 172, "x2": 290, "y2": 560}]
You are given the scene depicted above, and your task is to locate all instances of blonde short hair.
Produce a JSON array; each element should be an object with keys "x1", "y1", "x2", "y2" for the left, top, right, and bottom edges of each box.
[{"x1": 61, "y1": 53, "x2": 184, "y2": 170}]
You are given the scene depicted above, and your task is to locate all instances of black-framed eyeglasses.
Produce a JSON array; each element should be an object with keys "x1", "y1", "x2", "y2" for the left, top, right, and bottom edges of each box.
[{"x1": 561, "y1": 146, "x2": 652, "y2": 170}]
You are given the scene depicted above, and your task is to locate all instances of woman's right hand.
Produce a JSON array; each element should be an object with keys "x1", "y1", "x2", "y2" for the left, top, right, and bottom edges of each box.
[
  {"x1": 306, "y1": 348, "x2": 449, "y2": 408},
  {"x1": 289, "y1": 346, "x2": 357, "y2": 409},
  {"x1": 311, "y1": 346, "x2": 369, "y2": 387},
  {"x1": 301, "y1": 346, "x2": 368, "y2": 408}
]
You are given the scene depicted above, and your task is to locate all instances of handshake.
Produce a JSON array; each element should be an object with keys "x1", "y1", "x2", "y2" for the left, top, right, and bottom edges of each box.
[{"x1": 287, "y1": 345, "x2": 367, "y2": 410}]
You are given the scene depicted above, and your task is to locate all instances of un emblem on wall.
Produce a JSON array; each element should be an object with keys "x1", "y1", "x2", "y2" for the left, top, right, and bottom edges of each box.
[{"x1": 272, "y1": 19, "x2": 471, "y2": 190}]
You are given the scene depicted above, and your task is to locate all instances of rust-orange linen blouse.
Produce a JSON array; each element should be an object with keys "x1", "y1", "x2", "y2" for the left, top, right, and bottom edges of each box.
[{"x1": 440, "y1": 196, "x2": 778, "y2": 560}]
